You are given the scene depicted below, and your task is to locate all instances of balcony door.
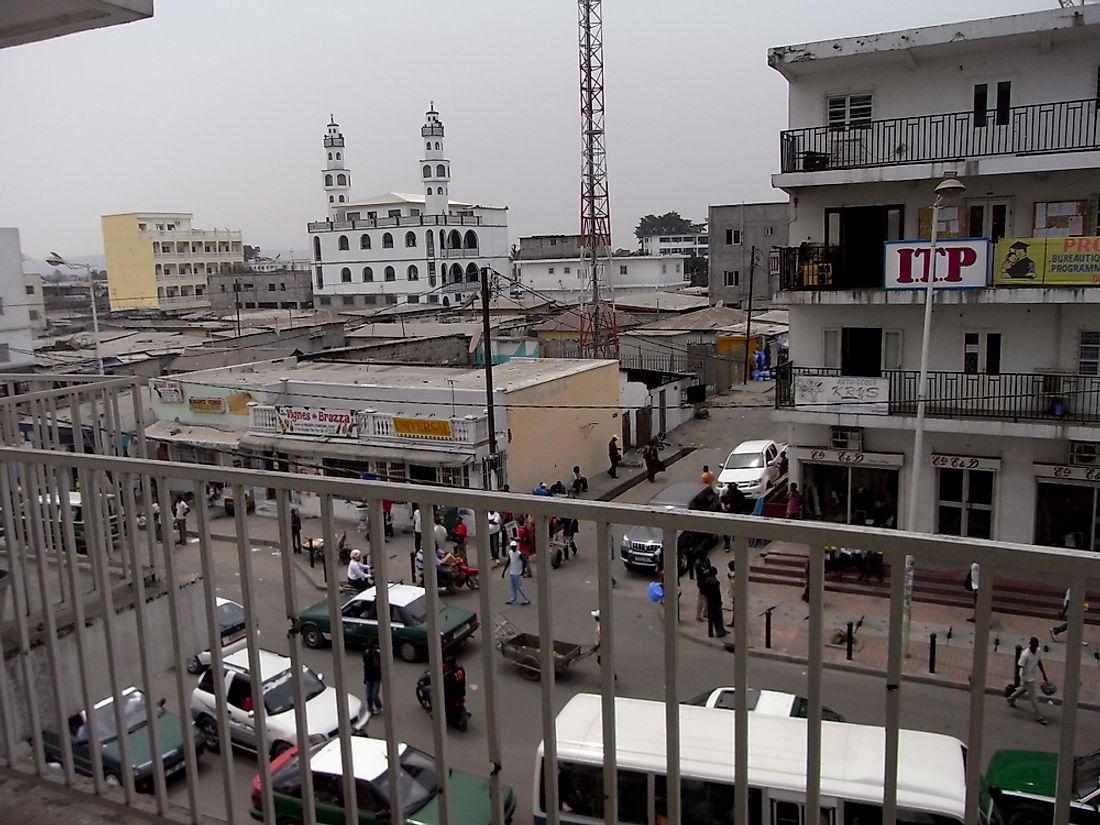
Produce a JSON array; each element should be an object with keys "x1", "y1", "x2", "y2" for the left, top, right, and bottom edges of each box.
[
  {"x1": 824, "y1": 327, "x2": 901, "y2": 377},
  {"x1": 966, "y1": 198, "x2": 1012, "y2": 243},
  {"x1": 824, "y1": 205, "x2": 904, "y2": 288},
  {"x1": 960, "y1": 331, "x2": 1002, "y2": 415}
]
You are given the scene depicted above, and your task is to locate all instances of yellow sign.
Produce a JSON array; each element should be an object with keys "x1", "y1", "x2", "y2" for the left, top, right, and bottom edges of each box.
[
  {"x1": 994, "y1": 236, "x2": 1100, "y2": 286},
  {"x1": 393, "y1": 417, "x2": 453, "y2": 438},
  {"x1": 189, "y1": 398, "x2": 225, "y2": 414}
]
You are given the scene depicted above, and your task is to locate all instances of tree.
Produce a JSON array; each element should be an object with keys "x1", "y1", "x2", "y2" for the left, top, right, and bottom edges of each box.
[
  {"x1": 634, "y1": 211, "x2": 704, "y2": 241},
  {"x1": 685, "y1": 255, "x2": 708, "y2": 287}
]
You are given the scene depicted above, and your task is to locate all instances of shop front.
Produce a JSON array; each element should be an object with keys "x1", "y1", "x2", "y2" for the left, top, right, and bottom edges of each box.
[
  {"x1": 791, "y1": 447, "x2": 902, "y2": 527},
  {"x1": 1034, "y1": 464, "x2": 1100, "y2": 551}
]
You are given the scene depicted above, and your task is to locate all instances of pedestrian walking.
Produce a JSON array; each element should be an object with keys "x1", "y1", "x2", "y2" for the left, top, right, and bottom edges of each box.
[
  {"x1": 703, "y1": 567, "x2": 727, "y2": 638},
  {"x1": 290, "y1": 508, "x2": 302, "y2": 554},
  {"x1": 362, "y1": 639, "x2": 383, "y2": 715},
  {"x1": 1006, "y1": 636, "x2": 1050, "y2": 725},
  {"x1": 452, "y1": 515, "x2": 468, "y2": 557},
  {"x1": 643, "y1": 438, "x2": 662, "y2": 483},
  {"x1": 411, "y1": 505, "x2": 422, "y2": 580},
  {"x1": 785, "y1": 483, "x2": 803, "y2": 519},
  {"x1": 608, "y1": 436, "x2": 621, "y2": 478},
  {"x1": 487, "y1": 509, "x2": 502, "y2": 564},
  {"x1": 700, "y1": 465, "x2": 716, "y2": 487},
  {"x1": 966, "y1": 561, "x2": 980, "y2": 622},
  {"x1": 694, "y1": 565, "x2": 707, "y2": 622},
  {"x1": 721, "y1": 486, "x2": 747, "y2": 551},
  {"x1": 433, "y1": 514, "x2": 448, "y2": 554},
  {"x1": 591, "y1": 610, "x2": 617, "y2": 680},
  {"x1": 726, "y1": 560, "x2": 736, "y2": 627},
  {"x1": 562, "y1": 516, "x2": 580, "y2": 558},
  {"x1": 517, "y1": 515, "x2": 535, "y2": 577},
  {"x1": 173, "y1": 496, "x2": 191, "y2": 545},
  {"x1": 381, "y1": 499, "x2": 395, "y2": 540},
  {"x1": 501, "y1": 540, "x2": 531, "y2": 605}
]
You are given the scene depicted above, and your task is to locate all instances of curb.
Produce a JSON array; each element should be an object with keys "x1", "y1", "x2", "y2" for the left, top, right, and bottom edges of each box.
[{"x1": 594, "y1": 446, "x2": 696, "y2": 501}]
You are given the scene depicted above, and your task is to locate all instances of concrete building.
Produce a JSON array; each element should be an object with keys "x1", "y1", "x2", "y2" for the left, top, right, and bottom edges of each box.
[
  {"x1": 639, "y1": 230, "x2": 708, "y2": 258},
  {"x1": 207, "y1": 267, "x2": 313, "y2": 314},
  {"x1": 307, "y1": 107, "x2": 509, "y2": 311},
  {"x1": 514, "y1": 250, "x2": 688, "y2": 296},
  {"x1": 0, "y1": 229, "x2": 38, "y2": 370},
  {"x1": 101, "y1": 212, "x2": 245, "y2": 311},
  {"x1": 708, "y1": 202, "x2": 789, "y2": 307},
  {"x1": 22, "y1": 274, "x2": 46, "y2": 335},
  {"x1": 770, "y1": 6, "x2": 1100, "y2": 549}
]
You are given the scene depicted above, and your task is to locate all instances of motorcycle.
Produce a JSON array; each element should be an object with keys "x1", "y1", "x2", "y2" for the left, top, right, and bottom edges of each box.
[
  {"x1": 450, "y1": 555, "x2": 479, "y2": 590},
  {"x1": 415, "y1": 669, "x2": 469, "y2": 731}
]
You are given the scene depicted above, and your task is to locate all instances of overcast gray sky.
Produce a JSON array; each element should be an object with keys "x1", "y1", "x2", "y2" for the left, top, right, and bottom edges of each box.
[{"x1": 0, "y1": 0, "x2": 1051, "y2": 260}]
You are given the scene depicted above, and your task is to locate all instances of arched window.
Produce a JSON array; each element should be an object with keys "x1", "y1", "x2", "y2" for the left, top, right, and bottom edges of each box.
[
  {"x1": 448, "y1": 229, "x2": 462, "y2": 250},
  {"x1": 426, "y1": 141, "x2": 431, "y2": 150},
  {"x1": 451, "y1": 263, "x2": 463, "y2": 283},
  {"x1": 405, "y1": 231, "x2": 416, "y2": 248},
  {"x1": 435, "y1": 141, "x2": 440, "y2": 150},
  {"x1": 384, "y1": 266, "x2": 395, "y2": 282},
  {"x1": 463, "y1": 230, "x2": 478, "y2": 249},
  {"x1": 316, "y1": 267, "x2": 323, "y2": 288},
  {"x1": 466, "y1": 262, "x2": 480, "y2": 282},
  {"x1": 327, "y1": 152, "x2": 332, "y2": 161},
  {"x1": 329, "y1": 195, "x2": 334, "y2": 203},
  {"x1": 155, "y1": 264, "x2": 163, "y2": 276},
  {"x1": 382, "y1": 233, "x2": 393, "y2": 249},
  {"x1": 363, "y1": 267, "x2": 373, "y2": 282},
  {"x1": 360, "y1": 234, "x2": 371, "y2": 250},
  {"x1": 325, "y1": 174, "x2": 333, "y2": 186},
  {"x1": 341, "y1": 267, "x2": 351, "y2": 283},
  {"x1": 336, "y1": 152, "x2": 341, "y2": 160},
  {"x1": 436, "y1": 164, "x2": 446, "y2": 177},
  {"x1": 439, "y1": 230, "x2": 446, "y2": 249},
  {"x1": 338, "y1": 235, "x2": 349, "y2": 251},
  {"x1": 337, "y1": 174, "x2": 347, "y2": 185},
  {"x1": 313, "y1": 236, "x2": 322, "y2": 261},
  {"x1": 423, "y1": 165, "x2": 431, "y2": 179},
  {"x1": 407, "y1": 265, "x2": 419, "y2": 281},
  {"x1": 338, "y1": 195, "x2": 345, "y2": 202}
]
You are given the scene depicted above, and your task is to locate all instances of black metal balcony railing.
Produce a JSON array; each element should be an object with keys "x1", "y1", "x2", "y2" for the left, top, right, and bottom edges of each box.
[
  {"x1": 776, "y1": 363, "x2": 1100, "y2": 424},
  {"x1": 780, "y1": 97, "x2": 1100, "y2": 174},
  {"x1": 776, "y1": 244, "x2": 884, "y2": 291}
]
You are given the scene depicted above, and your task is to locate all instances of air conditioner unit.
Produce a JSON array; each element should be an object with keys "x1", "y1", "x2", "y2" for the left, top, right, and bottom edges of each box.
[
  {"x1": 831, "y1": 426, "x2": 863, "y2": 451},
  {"x1": 1070, "y1": 441, "x2": 1099, "y2": 467}
]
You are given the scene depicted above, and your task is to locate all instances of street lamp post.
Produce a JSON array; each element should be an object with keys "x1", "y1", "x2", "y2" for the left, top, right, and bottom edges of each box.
[
  {"x1": 901, "y1": 175, "x2": 966, "y2": 652},
  {"x1": 45, "y1": 252, "x2": 104, "y2": 376}
]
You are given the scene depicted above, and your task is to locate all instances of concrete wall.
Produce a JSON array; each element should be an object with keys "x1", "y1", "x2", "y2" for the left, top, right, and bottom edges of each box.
[
  {"x1": 0, "y1": 229, "x2": 36, "y2": 369},
  {"x1": 708, "y1": 202, "x2": 790, "y2": 307},
  {"x1": 102, "y1": 214, "x2": 157, "y2": 310},
  {"x1": 334, "y1": 335, "x2": 469, "y2": 365},
  {"x1": 208, "y1": 269, "x2": 313, "y2": 314}
]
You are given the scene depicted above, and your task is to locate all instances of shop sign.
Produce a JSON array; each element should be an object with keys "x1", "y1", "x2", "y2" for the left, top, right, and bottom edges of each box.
[
  {"x1": 275, "y1": 405, "x2": 358, "y2": 438},
  {"x1": 793, "y1": 375, "x2": 889, "y2": 415},
  {"x1": 884, "y1": 239, "x2": 990, "y2": 290},
  {"x1": 153, "y1": 381, "x2": 183, "y2": 403},
  {"x1": 792, "y1": 446, "x2": 904, "y2": 468},
  {"x1": 931, "y1": 453, "x2": 1002, "y2": 472},
  {"x1": 993, "y1": 236, "x2": 1100, "y2": 286},
  {"x1": 1034, "y1": 463, "x2": 1100, "y2": 483},
  {"x1": 189, "y1": 397, "x2": 225, "y2": 414},
  {"x1": 393, "y1": 417, "x2": 454, "y2": 439}
]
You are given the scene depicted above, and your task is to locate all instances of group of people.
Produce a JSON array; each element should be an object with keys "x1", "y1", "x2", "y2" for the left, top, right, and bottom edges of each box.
[
  {"x1": 694, "y1": 556, "x2": 737, "y2": 639},
  {"x1": 607, "y1": 434, "x2": 667, "y2": 484}
]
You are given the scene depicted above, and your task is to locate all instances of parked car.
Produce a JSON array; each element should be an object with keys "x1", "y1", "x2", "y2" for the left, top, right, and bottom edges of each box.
[
  {"x1": 35, "y1": 492, "x2": 120, "y2": 553},
  {"x1": 685, "y1": 687, "x2": 846, "y2": 722},
  {"x1": 297, "y1": 582, "x2": 480, "y2": 663},
  {"x1": 250, "y1": 736, "x2": 516, "y2": 825},
  {"x1": 43, "y1": 686, "x2": 202, "y2": 792},
  {"x1": 186, "y1": 597, "x2": 250, "y2": 674},
  {"x1": 619, "y1": 482, "x2": 719, "y2": 576},
  {"x1": 982, "y1": 747, "x2": 1100, "y2": 824},
  {"x1": 189, "y1": 648, "x2": 366, "y2": 758},
  {"x1": 715, "y1": 439, "x2": 786, "y2": 500}
]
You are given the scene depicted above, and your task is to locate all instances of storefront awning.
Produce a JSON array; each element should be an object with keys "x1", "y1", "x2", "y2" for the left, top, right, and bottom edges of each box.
[
  {"x1": 145, "y1": 420, "x2": 246, "y2": 450},
  {"x1": 239, "y1": 433, "x2": 474, "y2": 467}
]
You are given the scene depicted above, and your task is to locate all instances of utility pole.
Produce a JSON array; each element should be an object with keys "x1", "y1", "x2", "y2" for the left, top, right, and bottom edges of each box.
[
  {"x1": 480, "y1": 267, "x2": 499, "y2": 489},
  {"x1": 234, "y1": 279, "x2": 242, "y2": 338},
  {"x1": 742, "y1": 246, "x2": 757, "y2": 383}
]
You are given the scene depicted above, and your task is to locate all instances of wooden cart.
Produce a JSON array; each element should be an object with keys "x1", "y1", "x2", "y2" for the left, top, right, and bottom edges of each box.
[{"x1": 493, "y1": 615, "x2": 593, "y2": 680}]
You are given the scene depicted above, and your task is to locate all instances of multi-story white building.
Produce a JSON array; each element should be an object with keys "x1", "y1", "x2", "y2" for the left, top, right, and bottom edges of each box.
[
  {"x1": 22, "y1": 273, "x2": 46, "y2": 335},
  {"x1": 0, "y1": 229, "x2": 36, "y2": 370},
  {"x1": 515, "y1": 254, "x2": 688, "y2": 295},
  {"x1": 639, "y1": 230, "x2": 708, "y2": 258},
  {"x1": 101, "y1": 211, "x2": 245, "y2": 310},
  {"x1": 771, "y1": 6, "x2": 1100, "y2": 549},
  {"x1": 307, "y1": 107, "x2": 509, "y2": 311}
]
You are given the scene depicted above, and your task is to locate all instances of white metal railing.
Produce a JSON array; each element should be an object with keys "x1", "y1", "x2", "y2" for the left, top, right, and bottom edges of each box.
[
  {"x1": 248, "y1": 405, "x2": 488, "y2": 446},
  {"x1": 0, "y1": 375, "x2": 1096, "y2": 825}
]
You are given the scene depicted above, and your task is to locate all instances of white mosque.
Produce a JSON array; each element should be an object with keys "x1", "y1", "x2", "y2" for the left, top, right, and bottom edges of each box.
[{"x1": 307, "y1": 104, "x2": 510, "y2": 309}]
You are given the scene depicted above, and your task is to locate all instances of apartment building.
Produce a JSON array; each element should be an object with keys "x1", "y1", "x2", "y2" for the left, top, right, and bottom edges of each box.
[
  {"x1": 770, "y1": 5, "x2": 1100, "y2": 549},
  {"x1": 639, "y1": 230, "x2": 709, "y2": 258},
  {"x1": 708, "y1": 202, "x2": 790, "y2": 306},
  {"x1": 0, "y1": 229, "x2": 36, "y2": 370},
  {"x1": 22, "y1": 274, "x2": 46, "y2": 335},
  {"x1": 207, "y1": 267, "x2": 313, "y2": 315},
  {"x1": 307, "y1": 108, "x2": 509, "y2": 311},
  {"x1": 102, "y1": 211, "x2": 245, "y2": 311}
]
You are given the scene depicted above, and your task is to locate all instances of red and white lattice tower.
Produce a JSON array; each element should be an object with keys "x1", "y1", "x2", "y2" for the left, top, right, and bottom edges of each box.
[{"x1": 577, "y1": 0, "x2": 618, "y2": 358}]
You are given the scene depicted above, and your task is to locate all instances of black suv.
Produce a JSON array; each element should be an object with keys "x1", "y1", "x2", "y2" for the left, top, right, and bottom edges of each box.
[{"x1": 619, "y1": 482, "x2": 719, "y2": 575}]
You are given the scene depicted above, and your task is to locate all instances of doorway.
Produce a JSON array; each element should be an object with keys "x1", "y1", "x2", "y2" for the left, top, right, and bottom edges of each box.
[{"x1": 825, "y1": 204, "x2": 904, "y2": 288}]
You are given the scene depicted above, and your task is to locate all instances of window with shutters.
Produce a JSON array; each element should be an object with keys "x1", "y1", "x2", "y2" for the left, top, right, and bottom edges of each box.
[{"x1": 827, "y1": 93, "x2": 872, "y2": 129}]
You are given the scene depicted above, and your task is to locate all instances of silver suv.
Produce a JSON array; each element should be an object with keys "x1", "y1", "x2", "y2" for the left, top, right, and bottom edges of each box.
[{"x1": 620, "y1": 482, "x2": 719, "y2": 575}]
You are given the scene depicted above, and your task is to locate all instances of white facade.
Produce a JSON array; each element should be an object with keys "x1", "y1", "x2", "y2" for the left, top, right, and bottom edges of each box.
[
  {"x1": 0, "y1": 229, "x2": 36, "y2": 369},
  {"x1": 639, "y1": 231, "x2": 708, "y2": 257},
  {"x1": 770, "y1": 6, "x2": 1100, "y2": 550},
  {"x1": 22, "y1": 273, "x2": 46, "y2": 335},
  {"x1": 515, "y1": 254, "x2": 688, "y2": 295},
  {"x1": 307, "y1": 107, "x2": 509, "y2": 311}
]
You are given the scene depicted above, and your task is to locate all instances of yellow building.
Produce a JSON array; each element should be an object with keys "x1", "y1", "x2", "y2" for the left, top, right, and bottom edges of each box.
[{"x1": 101, "y1": 212, "x2": 244, "y2": 311}]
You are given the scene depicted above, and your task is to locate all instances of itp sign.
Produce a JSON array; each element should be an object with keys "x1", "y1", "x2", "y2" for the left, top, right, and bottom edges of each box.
[{"x1": 883, "y1": 239, "x2": 990, "y2": 290}]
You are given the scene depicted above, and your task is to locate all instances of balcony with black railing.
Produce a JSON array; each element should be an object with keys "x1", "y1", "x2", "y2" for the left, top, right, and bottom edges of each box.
[
  {"x1": 776, "y1": 244, "x2": 885, "y2": 291},
  {"x1": 776, "y1": 363, "x2": 1100, "y2": 424},
  {"x1": 779, "y1": 97, "x2": 1100, "y2": 174}
]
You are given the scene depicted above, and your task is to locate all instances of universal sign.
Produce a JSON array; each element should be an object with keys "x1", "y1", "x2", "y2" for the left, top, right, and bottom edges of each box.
[{"x1": 883, "y1": 239, "x2": 990, "y2": 290}]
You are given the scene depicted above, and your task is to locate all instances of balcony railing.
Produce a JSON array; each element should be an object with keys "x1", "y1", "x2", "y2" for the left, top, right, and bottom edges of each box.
[
  {"x1": 2, "y1": 375, "x2": 1098, "y2": 825},
  {"x1": 439, "y1": 247, "x2": 480, "y2": 258},
  {"x1": 249, "y1": 403, "x2": 489, "y2": 446},
  {"x1": 776, "y1": 244, "x2": 884, "y2": 290},
  {"x1": 776, "y1": 363, "x2": 1100, "y2": 424},
  {"x1": 779, "y1": 97, "x2": 1100, "y2": 174},
  {"x1": 307, "y1": 214, "x2": 487, "y2": 233}
]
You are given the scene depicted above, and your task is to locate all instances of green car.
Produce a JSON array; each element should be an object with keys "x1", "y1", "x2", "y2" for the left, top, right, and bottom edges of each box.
[
  {"x1": 983, "y1": 748, "x2": 1100, "y2": 824},
  {"x1": 298, "y1": 582, "x2": 479, "y2": 663},
  {"x1": 251, "y1": 737, "x2": 516, "y2": 824},
  {"x1": 42, "y1": 686, "x2": 202, "y2": 792}
]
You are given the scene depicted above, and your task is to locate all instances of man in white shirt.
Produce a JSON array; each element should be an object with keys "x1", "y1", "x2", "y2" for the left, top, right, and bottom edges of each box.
[
  {"x1": 487, "y1": 510, "x2": 502, "y2": 564},
  {"x1": 347, "y1": 549, "x2": 370, "y2": 592},
  {"x1": 1006, "y1": 636, "x2": 1050, "y2": 725},
  {"x1": 500, "y1": 540, "x2": 531, "y2": 605},
  {"x1": 411, "y1": 506, "x2": 422, "y2": 580},
  {"x1": 173, "y1": 497, "x2": 190, "y2": 545}
]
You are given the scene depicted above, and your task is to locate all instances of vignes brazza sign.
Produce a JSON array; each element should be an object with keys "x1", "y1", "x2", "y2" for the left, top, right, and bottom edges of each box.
[
  {"x1": 274, "y1": 405, "x2": 358, "y2": 438},
  {"x1": 883, "y1": 239, "x2": 990, "y2": 290}
]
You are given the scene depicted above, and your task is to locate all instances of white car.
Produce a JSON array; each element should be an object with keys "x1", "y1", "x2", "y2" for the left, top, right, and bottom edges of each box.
[
  {"x1": 715, "y1": 439, "x2": 786, "y2": 500},
  {"x1": 190, "y1": 648, "x2": 366, "y2": 759},
  {"x1": 687, "y1": 687, "x2": 845, "y2": 722}
]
